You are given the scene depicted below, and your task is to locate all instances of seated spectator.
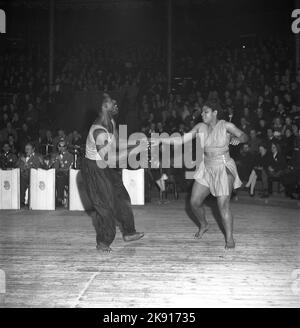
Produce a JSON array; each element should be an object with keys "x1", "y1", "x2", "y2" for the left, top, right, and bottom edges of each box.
[
  {"x1": 68, "y1": 130, "x2": 82, "y2": 147},
  {"x1": 11, "y1": 113, "x2": 22, "y2": 132},
  {"x1": 17, "y1": 142, "x2": 44, "y2": 207},
  {"x1": 272, "y1": 130, "x2": 285, "y2": 152},
  {"x1": 272, "y1": 117, "x2": 283, "y2": 133},
  {"x1": 7, "y1": 135, "x2": 18, "y2": 154},
  {"x1": 239, "y1": 117, "x2": 251, "y2": 136},
  {"x1": 1, "y1": 122, "x2": 18, "y2": 143},
  {"x1": 236, "y1": 143, "x2": 255, "y2": 188},
  {"x1": 282, "y1": 128, "x2": 295, "y2": 163},
  {"x1": 23, "y1": 103, "x2": 38, "y2": 128},
  {"x1": 0, "y1": 143, "x2": 17, "y2": 169},
  {"x1": 266, "y1": 143, "x2": 287, "y2": 195},
  {"x1": 282, "y1": 116, "x2": 293, "y2": 135},
  {"x1": 49, "y1": 138, "x2": 74, "y2": 207},
  {"x1": 256, "y1": 119, "x2": 268, "y2": 140},
  {"x1": 292, "y1": 124, "x2": 299, "y2": 138},
  {"x1": 281, "y1": 136, "x2": 300, "y2": 199},
  {"x1": 245, "y1": 144, "x2": 271, "y2": 197},
  {"x1": 265, "y1": 128, "x2": 275, "y2": 150},
  {"x1": 40, "y1": 130, "x2": 54, "y2": 155},
  {"x1": 18, "y1": 123, "x2": 33, "y2": 151},
  {"x1": 248, "y1": 129, "x2": 261, "y2": 154}
]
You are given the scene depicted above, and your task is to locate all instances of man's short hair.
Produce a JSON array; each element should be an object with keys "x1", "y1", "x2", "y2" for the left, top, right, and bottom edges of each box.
[{"x1": 25, "y1": 142, "x2": 34, "y2": 149}]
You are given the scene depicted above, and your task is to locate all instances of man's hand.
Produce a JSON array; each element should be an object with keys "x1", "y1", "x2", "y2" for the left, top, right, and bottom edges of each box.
[
  {"x1": 149, "y1": 138, "x2": 160, "y2": 147},
  {"x1": 130, "y1": 139, "x2": 148, "y2": 155}
]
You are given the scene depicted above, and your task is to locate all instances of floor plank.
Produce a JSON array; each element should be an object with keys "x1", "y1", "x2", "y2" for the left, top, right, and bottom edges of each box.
[{"x1": 0, "y1": 200, "x2": 299, "y2": 307}]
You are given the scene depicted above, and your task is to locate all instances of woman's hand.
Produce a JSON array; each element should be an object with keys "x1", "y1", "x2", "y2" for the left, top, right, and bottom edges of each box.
[{"x1": 230, "y1": 137, "x2": 240, "y2": 146}]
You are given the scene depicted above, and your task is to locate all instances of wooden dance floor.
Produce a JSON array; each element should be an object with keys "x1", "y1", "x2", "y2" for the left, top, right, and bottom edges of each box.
[{"x1": 0, "y1": 199, "x2": 299, "y2": 308}]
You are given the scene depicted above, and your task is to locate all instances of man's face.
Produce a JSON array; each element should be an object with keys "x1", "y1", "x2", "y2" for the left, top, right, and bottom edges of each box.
[
  {"x1": 250, "y1": 130, "x2": 256, "y2": 138},
  {"x1": 267, "y1": 129, "x2": 273, "y2": 138},
  {"x1": 103, "y1": 97, "x2": 118, "y2": 116},
  {"x1": 243, "y1": 144, "x2": 249, "y2": 153},
  {"x1": 25, "y1": 145, "x2": 33, "y2": 156},
  {"x1": 259, "y1": 146, "x2": 266, "y2": 156},
  {"x1": 3, "y1": 144, "x2": 10, "y2": 153},
  {"x1": 259, "y1": 120, "x2": 265, "y2": 127},
  {"x1": 58, "y1": 142, "x2": 66, "y2": 154},
  {"x1": 111, "y1": 99, "x2": 118, "y2": 116}
]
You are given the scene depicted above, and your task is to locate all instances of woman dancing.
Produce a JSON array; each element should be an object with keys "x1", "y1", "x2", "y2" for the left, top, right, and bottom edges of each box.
[
  {"x1": 160, "y1": 101, "x2": 248, "y2": 249},
  {"x1": 81, "y1": 93, "x2": 146, "y2": 253}
]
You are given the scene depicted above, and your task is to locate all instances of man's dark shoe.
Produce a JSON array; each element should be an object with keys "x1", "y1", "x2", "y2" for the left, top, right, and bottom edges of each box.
[{"x1": 123, "y1": 232, "x2": 144, "y2": 242}]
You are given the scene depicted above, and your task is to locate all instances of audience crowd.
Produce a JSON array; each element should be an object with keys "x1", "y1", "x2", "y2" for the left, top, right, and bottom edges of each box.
[{"x1": 0, "y1": 37, "x2": 299, "y2": 204}]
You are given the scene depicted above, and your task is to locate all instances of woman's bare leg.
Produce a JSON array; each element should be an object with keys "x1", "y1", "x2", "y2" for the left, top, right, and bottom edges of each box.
[
  {"x1": 250, "y1": 172, "x2": 257, "y2": 195},
  {"x1": 217, "y1": 171, "x2": 235, "y2": 249},
  {"x1": 245, "y1": 169, "x2": 255, "y2": 188},
  {"x1": 190, "y1": 181, "x2": 210, "y2": 239}
]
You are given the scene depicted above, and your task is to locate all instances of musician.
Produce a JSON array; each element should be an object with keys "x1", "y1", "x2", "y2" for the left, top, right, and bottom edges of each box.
[
  {"x1": 0, "y1": 143, "x2": 18, "y2": 169},
  {"x1": 17, "y1": 142, "x2": 44, "y2": 207},
  {"x1": 40, "y1": 130, "x2": 54, "y2": 155},
  {"x1": 50, "y1": 138, "x2": 73, "y2": 206}
]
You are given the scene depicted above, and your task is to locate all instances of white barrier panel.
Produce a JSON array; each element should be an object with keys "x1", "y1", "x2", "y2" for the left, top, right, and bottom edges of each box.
[
  {"x1": 30, "y1": 169, "x2": 55, "y2": 210},
  {"x1": 122, "y1": 169, "x2": 144, "y2": 205},
  {"x1": 69, "y1": 169, "x2": 92, "y2": 211},
  {"x1": 0, "y1": 169, "x2": 20, "y2": 210}
]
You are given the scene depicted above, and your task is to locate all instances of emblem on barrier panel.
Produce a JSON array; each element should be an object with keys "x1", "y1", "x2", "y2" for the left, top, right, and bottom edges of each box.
[
  {"x1": 3, "y1": 181, "x2": 10, "y2": 190},
  {"x1": 39, "y1": 181, "x2": 46, "y2": 191}
]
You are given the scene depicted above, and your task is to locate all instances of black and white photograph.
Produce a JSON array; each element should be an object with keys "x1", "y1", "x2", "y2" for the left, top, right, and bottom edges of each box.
[{"x1": 0, "y1": 0, "x2": 299, "y2": 311}]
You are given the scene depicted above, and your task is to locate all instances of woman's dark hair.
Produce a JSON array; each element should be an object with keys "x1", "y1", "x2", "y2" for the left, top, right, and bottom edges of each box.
[
  {"x1": 270, "y1": 142, "x2": 281, "y2": 154},
  {"x1": 203, "y1": 100, "x2": 224, "y2": 119}
]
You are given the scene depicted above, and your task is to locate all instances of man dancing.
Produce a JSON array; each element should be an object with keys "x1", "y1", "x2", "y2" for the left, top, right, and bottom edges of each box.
[{"x1": 81, "y1": 93, "x2": 146, "y2": 253}]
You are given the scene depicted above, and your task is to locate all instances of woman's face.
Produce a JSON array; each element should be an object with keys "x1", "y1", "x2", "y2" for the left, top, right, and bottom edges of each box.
[
  {"x1": 201, "y1": 106, "x2": 216, "y2": 124},
  {"x1": 271, "y1": 143, "x2": 277, "y2": 154}
]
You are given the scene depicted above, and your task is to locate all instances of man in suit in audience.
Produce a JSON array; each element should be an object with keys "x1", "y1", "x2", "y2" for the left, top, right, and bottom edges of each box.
[
  {"x1": 50, "y1": 138, "x2": 73, "y2": 206},
  {"x1": 0, "y1": 143, "x2": 18, "y2": 169},
  {"x1": 17, "y1": 142, "x2": 44, "y2": 207}
]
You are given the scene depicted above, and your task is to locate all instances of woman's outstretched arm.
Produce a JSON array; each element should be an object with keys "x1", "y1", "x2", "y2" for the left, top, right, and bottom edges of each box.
[
  {"x1": 225, "y1": 122, "x2": 248, "y2": 145},
  {"x1": 159, "y1": 122, "x2": 205, "y2": 146}
]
